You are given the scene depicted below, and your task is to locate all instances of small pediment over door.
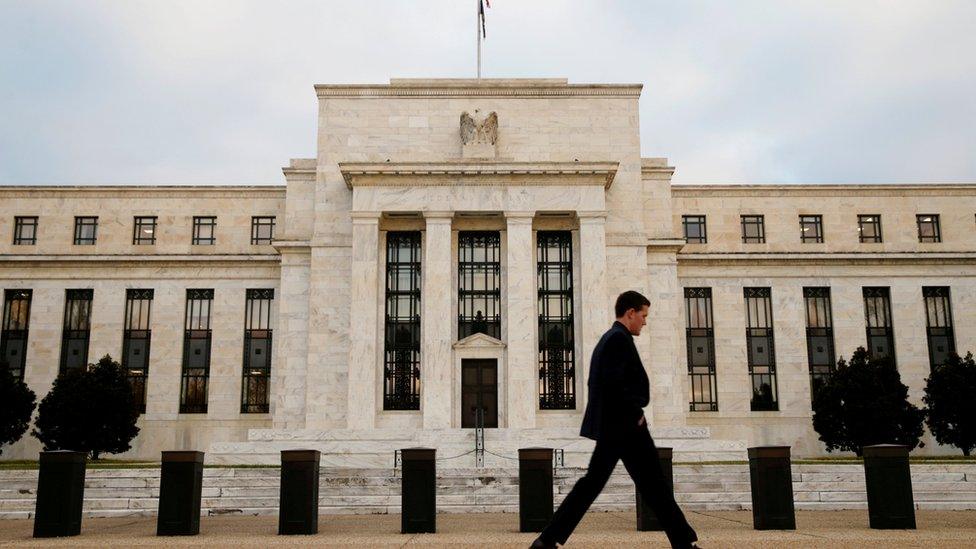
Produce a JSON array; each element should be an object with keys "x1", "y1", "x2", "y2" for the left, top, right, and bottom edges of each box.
[{"x1": 453, "y1": 332, "x2": 506, "y2": 349}]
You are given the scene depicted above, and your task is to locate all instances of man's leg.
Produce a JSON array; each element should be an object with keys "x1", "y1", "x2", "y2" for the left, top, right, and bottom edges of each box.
[
  {"x1": 538, "y1": 438, "x2": 619, "y2": 545},
  {"x1": 620, "y1": 426, "x2": 698, "y2": 548}
]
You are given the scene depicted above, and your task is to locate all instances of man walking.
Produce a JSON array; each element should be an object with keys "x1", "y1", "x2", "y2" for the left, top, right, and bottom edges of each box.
[{"x1": 531, "y1": 291, "x2": 700, "y2": 548}]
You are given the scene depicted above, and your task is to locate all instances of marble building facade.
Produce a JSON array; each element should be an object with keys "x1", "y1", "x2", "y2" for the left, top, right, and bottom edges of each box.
[{"x1": 1, "y1": 79, "x2": 974, "y2": 463}]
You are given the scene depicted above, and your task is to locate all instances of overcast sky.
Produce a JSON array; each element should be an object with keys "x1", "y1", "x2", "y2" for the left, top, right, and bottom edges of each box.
[{"x1": 1, "y1": 0, "x2": 974, "y2": 185}]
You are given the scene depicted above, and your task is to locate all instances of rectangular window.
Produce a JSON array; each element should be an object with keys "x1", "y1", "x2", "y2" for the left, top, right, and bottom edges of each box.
[
  {"x1": 383, "y1": 232, "x2": 421, "y2": 410},
  {"x1": 241, "y1": 289, "x2": 274, "y2": 413},
  {"x1": 191, "y1": 216, "x2": 216, "y2": 245},
  {"x1": 73, "y1": 216, "x2": 98, "y2": 245},
  {"x1": 180, "y1": 289, "x2": 213, "y2": 413},
  {"x1": 122, "y1": 289, "x2": 153, "y2": 413},
  {"x1": 132, "y1": 216, "x2": 157, "y2": 245},
  {"x1": 13, "y1": 217, "x2": 38, "y2": 245},
  {"x1": 923, "y1": 286, "x2": 955, "y2": 370},
  {"x1": 250, "y1": 216, "x2": 276, "y2": 245},
  {"x1": 685, "y1": 288, "x2": 717, "y2": 411},
  {"x1": 803, "y1": 287, "x2": 835, "y2": 401},
  {"x1": 858, "y1": 215, "x2": 882, "y2": 243},
  {"x1": 799, "y1": 215, "x2": 824, "y2": 243},
  {"x1": 682, "y1": 215, "x2": 707, "y2": 244},
  {"x1": 863, "y1": 287, "x2": 896, "y2": 367},
  {"x1": 538, "y1": 231, "x2": 576, "y2": 410},
  {"x1": 59, "y1": 289, "x2": 93, "y2": 373},
  {"x1": 1, "y1": 290, "x2": 32, "y2": 381},
  {"x1": 741, "y1": 215, "x2": 765, "y2": 243},
  {"x1": 744, "y1": 287, "x2": 778, "y2": 411},
  {"x1": 458, "y1": 231, "x2": 501, "y2": 340},
  {"x1": 917, "y1": 214, "x2": 941, "y2": 243}
]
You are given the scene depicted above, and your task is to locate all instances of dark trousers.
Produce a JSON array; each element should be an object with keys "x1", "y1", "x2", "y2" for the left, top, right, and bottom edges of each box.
[{"x1": 540, "y1": 425, "x2": 698, "y2": 548}]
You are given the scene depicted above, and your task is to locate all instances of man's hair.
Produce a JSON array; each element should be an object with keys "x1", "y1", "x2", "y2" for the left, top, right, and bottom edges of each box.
[{"x1": 615, "y1": 290, "x2": 650, "y2": 318}]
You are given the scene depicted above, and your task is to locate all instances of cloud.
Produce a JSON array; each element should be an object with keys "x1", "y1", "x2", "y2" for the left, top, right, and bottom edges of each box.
[{"x1": 0, "y1": 0, "x2": 974, "y2": 184}]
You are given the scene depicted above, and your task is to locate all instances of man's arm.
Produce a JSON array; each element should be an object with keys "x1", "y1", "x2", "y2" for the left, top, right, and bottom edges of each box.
[{"x1": 602, "y1": 331, "x2": 646, "y2": 425}]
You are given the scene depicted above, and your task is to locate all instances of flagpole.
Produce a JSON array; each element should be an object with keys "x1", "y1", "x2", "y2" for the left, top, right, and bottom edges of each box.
[{"x1": 476, "y1": 0, "x2": 481, "y2": 79}]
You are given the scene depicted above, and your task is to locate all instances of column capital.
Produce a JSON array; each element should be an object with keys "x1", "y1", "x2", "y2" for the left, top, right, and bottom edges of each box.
[
  {"x1": 423, "y1": 210, "x2": 454, "y2": 221},
  {"x1": 577, "y1": 210, "x2": 608, "y2": 223},
  {"x1": 350, "y1": 211, "x2": 382, "y2": 223},
  {"x1": 503, "y1": 211, "x2": 535, "y2": 221}
]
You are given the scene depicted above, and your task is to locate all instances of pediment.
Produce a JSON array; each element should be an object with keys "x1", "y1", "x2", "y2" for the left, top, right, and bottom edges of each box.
[{"x1": 452, "y1": 332, "x2": 506, "y2": 349}]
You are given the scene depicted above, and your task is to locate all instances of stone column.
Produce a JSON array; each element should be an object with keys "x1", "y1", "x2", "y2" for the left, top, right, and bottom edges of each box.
[
  {"x1": 272, "y1": 246, "x2": 311, "y2": 429},
  {"x1": 422, "y1": 212, "x2": 454, "y2": 429},
  {"x1": 346, "y1": 212, "x2": 381, "y2": 430},
  {"x1": 505, "y1": 212, "x2": 537, "y2": 429},
  {"x1": 577, "y1": 211, "x2": 610, "y2": 412}
]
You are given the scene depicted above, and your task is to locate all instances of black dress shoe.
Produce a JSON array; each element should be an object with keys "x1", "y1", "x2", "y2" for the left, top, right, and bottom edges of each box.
[{"x1": 529, "y1": 536, "x2": 557, "y2": 549}]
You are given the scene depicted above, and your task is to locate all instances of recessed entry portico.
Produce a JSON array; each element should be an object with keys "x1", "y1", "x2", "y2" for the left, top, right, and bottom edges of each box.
[{"x1": 341, "y1": 159, "x2": 617, "y2": 432}]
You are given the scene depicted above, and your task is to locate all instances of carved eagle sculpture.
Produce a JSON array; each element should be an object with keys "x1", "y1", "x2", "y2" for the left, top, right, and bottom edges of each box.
[{"x1": 460, "y1": 111, "x2": 498, "y2": 145}]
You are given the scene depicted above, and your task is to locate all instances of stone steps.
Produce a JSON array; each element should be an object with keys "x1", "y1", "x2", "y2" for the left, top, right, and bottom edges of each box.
[{"x1": 2, "y1": 464, "x2": 974, "y2": 519}]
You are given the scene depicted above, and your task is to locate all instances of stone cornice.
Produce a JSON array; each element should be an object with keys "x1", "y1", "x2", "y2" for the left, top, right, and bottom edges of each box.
[
  {"x1": 641, "y1": 158, "x2": 675, "y2": 177},
  {"x1": 339, "y1": 160, "x2": 618, "y2": 190},
  {"x1": 0, "y1": 254, "x2": 281, "y2": 265},
  {"x1": 672, "y1": 183, "x2": 976, "y2": 198},
  {"x1": 316, "y1": 79, "x2": 642, "y2": 98},
  {"x1": 677, "y1": 251, "x2": 976, "y2": 265},
  {"x1": 646, "y1": 238, "x2": 687, "y2": 252},
  {"x1": 0, "y1": 186, "x2": 286, "y2": 199}
]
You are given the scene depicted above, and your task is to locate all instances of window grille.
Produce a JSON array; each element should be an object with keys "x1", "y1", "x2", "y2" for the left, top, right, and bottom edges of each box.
[
  {"x1": 60, "y1": 289, "x2": 93, "y2": 373},
  {"x1": 13, "y1": 217, "x2": 38, "y2": 245},
  {"x1": 192, "y1": 216, "x2": 216, "y2": 245},
  {"x1": 73, "y1": 217, "x2": 98, "y2": 245},
  {"x1": 682, "y1": 215, "x2": 707, "y2": 244},
  {"x1": 537, "y1": 231, "x2": 575, "y2": 410},
  {"x1": 923, "y1": 286, "x2": 954, "y2": 369},
  {"x1": 803, "y1": 287, "x2": 835, "y2": 401},
  {"x1": 741, "y1": 215, "x2": 766, "y2": 243},
  {"x1": 122, "y1": 289, "x2": 153, "y2": 413},
  {"x1": 744, "y1": 287, "x2": 778, "y2": 411},
  {"x1": 862, "y1": 286, "x2": 896, "y2": 367},
  {"x1": 241, "y1": 289, "x2": 274, "y2": 413},
  {"x1": 799, "y1": 215, "x2": 824, "y2": 243},
  {"x1": 383, "y1": 232, "x2": 421, "y2": 410},
  {"x1": 180, "y1": 289, "x2": 213, "y2": 413},
  {"x1": 685, "y1": 287, "x2": 718, "y2": 411},
  {"x1": 458, "y1": 231, "x2": 501, "y2": 340},
  {"x1": 1, "y1": 289, "x2": 33, "y2": 380}
]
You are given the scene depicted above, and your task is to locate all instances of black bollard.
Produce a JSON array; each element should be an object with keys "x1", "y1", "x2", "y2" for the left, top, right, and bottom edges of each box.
[
  {"x1": 636, "y1": 447, "x2": 673, "y2": 531},
  {"x1": 278, "y1": 449, "x2": 320, "y2": 535},
  {"x1": 33, "y1": 450, "x2": 87, "y2": 538},
  {"x1": 157, "y1": 451, "x2": 204, "y2": 536},
  {"x1": 518, "y1": 447, "x2": 554, "y2": 533},
  {"x1": 747, "y1": 446, "x2": 796, "y2": 530},
  {"x1": 401, "y1": 448, "x2": 436, "y2": 534},
  {"x1": 863, "y1": 444, "x2": 916, "y2": 529}
]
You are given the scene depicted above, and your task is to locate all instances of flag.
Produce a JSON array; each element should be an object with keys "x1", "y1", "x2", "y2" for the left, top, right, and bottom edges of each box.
[{"x1": 479, "y1": 0, "x2": 490, "y2": 38}]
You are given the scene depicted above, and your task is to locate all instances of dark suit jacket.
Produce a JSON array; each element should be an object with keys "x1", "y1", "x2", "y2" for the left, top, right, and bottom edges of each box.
[{"x1": 579, "y1": 321, "x2": 650, "y2": 441}]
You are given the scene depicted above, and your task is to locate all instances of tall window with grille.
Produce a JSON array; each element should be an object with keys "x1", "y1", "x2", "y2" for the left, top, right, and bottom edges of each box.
[
  {"x1": 682, "y1": 215, "x2": 707, "y2": 243},
  {"x1": 1, "y1": 290, "x2": 32, "y2": 381},
  {"x1": 858, "y1": 215, "x2": 882, "y2": 243},
  {"x1": 537, "y1": 231, "x2": 576, "y2": 410},
  {"x1": 923, "y1": 286, "x2": 955, "y2": 370},
  {"x1": 241, "y1": 289, "x2": 274, "y2": 413},
  {"x1": 191, "y1": 216, "x2": 216, "y2": 245},
  {"x1": 741, "y1": 215, "x2": 765, "y2": 243},
  {"x1": 803, "y1": 287, "x2": 835, "y2": 400},
  {"x1": 383, "y1": 232, "x2": 421, "y2": 410},
  {"x1": 73, "y1": 216, "x2": 98, "y2": 245},
  {"x1": 122, "y1": 289, "x2": 153, "y2": 413},
  {"x1": 180, "y1": 289, "x2": 213, "y2": 413},
  {"x1": 132, "y1": 216, "x2": 157, "y2": 245},
  {"x1": 59, "y1": 289, "x2": 93, "y2": 373},
  {"x1": 799, "y1": 215, "x2": 824, "y2": 243},
  {"x1": 251, "y1": 216, "x2": 276, "y2": 245},
  {"x1": 458, "y1": 231, "x2": 501, "y2": 340},
  {"x1": 13, "y1": 217, "x2": 38, "y2": 245},
  {"x1": 744, "y1": 287, "x2": 778, "y2": 411},
  {"x1": 685, "y1": 288, "x2": 718, "y2": 411},
  {"x1": 916, "y1": 215, "x2": 941, "y2": 243},
  {"x1": 863, "y1": 287, "x2": 896, "y2": 366}
]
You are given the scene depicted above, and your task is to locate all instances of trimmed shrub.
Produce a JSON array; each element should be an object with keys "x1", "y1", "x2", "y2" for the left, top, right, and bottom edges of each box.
[
  {"x1": 812, "y1": 347, "x2": 925, "y2": 455},
  {"x1": 0, "y1": 363, "x2": 37, "y2": 455},
  {"x1": 32, "y1": 355, "x2": 140, "y2": 460},
  {"x1": 924, "y1": 352, "x2": 976, "y2": 456}
]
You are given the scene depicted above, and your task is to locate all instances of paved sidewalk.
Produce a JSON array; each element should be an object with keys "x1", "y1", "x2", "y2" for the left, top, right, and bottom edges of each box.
[{"x1": 1, "y1": 510, "x2": 974, "y2": 547}]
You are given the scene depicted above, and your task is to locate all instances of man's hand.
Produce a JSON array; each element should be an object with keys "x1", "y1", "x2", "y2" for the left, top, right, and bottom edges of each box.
[{"x1": 637, "y1": 414, "x2": 646, "y2": 427}]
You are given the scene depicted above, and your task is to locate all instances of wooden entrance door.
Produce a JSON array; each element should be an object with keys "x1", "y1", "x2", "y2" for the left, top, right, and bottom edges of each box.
[{"x1": 461, "y1": 359, "x2": 498, "y2": 428}]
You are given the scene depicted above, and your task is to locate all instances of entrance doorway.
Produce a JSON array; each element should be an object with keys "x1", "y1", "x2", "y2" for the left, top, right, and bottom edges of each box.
[{"x1": 461, "y1": 358, "x2": 498, "y2": 428}]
